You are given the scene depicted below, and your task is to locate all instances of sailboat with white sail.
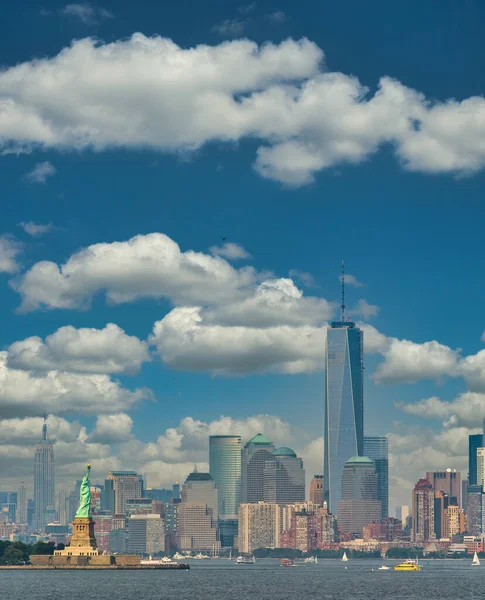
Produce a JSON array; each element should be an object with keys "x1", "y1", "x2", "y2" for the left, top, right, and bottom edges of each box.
[
  {"x1": 472, "y1": 551, "x2": 480, "y2": 566},
  {"x1": 341, "y1": 552, "x2": 349, "y2": 562}
]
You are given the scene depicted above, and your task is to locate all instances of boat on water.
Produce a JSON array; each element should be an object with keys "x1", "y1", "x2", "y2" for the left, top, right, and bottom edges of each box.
[
  {"x1": 193, "y1": 553, "x2": 210, "y2": 560},
  {"x1": 378, "y1": 565, "x2": 390, "y2": 570},
  {"x1": 472, "y1": 551, "x2": 480, "y2": 566},
  {"x1": 304, "y1": 556, "x2": 318, "y2": 564},
  {"x1": 280, "y1": 558, "x2": 295, "y2": 567},
  {"x1": 140, "y1": 556, "x2": 187, "y2": 569},
  {"x1": 236, "y1": 554, "x2": 256, "y2": 565},
  {"x1": 172, "y1": 552, "x2": 184, "y2": 560},
  {"x1": 394, "y1": 561, "x2": 421, "y2": 571},
  {"x1": 341, "y1": 552, "x2": 349, "y2": 562}
]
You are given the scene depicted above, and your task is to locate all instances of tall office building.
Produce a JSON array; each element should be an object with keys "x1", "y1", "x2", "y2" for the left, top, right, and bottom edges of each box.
[
  {"x1": 337, "y1": 456, "x2": 381, "y2": 535},
  {"x1": 263, "y1": 447, "x2": 305, "y2": 504},
  {"x1": 310, "y1": 475, "x2": 324, "y2": 506},
  {"x1": 466, "y1": 485, "x2": 484, "y2": 536},
  {"x1": 477, "y1": 449, "x2": 485, "y2": 489},
  {"x1": 106, "y1": 471, "x2": 142, "y2": 515},
  {"x1": 426, "y1": 469, "x2": 461, "y2": 506},
  {"x1": 363, "y1": 437, "x2": 388, "y2": 518},
  {"x1": 16, "y1": 483, "x2": 27, "y2": 524},
  {"x1": 128, "y1": 514, "x2": 165, "y2": 554},
  {"x1": 34, "y1": 416, "x2": 55, "y2": 530},
  {"x1": 324, "y1": 264, "x2": 364, "y2": 514},
  {"x1": 209, "y1": 435, "x2": 241, "y2": 547},
  {"x1": 469, "y1": 433, "x2": 483, "y2": 485},
  {"x1": 241, "y1": 434, "x2": 275, "y2": 503},
  {"x1": 181, "y1": 469, "x2": 219, "y2": 521},
  {"x1": 412, "y1": 478, "x2": 435, "y2": 543},
  {"x1": 238, "y1": 502, "x2": 280, "y2": 553}
]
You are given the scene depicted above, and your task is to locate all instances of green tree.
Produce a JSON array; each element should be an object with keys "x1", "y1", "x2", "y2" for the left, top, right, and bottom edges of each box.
[{"x1": 30, "y1": 541, "x2": 55, "y2": 555}]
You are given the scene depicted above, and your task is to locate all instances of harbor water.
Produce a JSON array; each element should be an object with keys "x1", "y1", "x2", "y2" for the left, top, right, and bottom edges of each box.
[{"x1": 2, "y1": 558, "x2": 483, "y2": 600}]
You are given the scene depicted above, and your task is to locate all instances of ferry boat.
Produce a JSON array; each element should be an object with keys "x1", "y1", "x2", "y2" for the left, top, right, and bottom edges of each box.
[
  {"x1": 304, "y1": 556, "x2": 318, "y2": 564},
  {"x1": 140, "y1": 555, "x2": 189, "y2": 569},
  {"x1": 280, "y1": 558, "x2": 295, "y2": 567},
  {"x1": 394, "y1": 560, "x2": 421, "y2": 571},
  {"x1": 236, "y1": 554, "x2": 256, "y2": 564}
]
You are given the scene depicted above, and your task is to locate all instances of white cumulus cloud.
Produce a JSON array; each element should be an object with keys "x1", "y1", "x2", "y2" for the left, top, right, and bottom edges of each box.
[
  {"x1": 0, "y1": 235, "x2": 22, "y2": 273},
  {"x1": 0, "y1": 35, "x2": 483, "y2": 185},
  {"x1": 7, "y1": 323, "x2": 150, "y2": 374},
  {"x1": 0, "y1": 352, "x2": 151, "y2": 418}
]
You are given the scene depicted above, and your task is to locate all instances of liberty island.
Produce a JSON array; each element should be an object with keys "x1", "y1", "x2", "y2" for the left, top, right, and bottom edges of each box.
[{"x1": 10, "y1": 465, "x2": 189, "y2": 570}]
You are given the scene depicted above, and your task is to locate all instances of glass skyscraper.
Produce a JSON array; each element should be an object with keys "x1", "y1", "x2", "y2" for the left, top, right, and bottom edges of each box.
[
  {"x1": 364, "y1": 436, "x2": 389, "y2": 518},
  {"x1": 241, "y1": 433, "x2": 275, "y2": 503},
  {"x1": 324, "y1": 319, "x2": 363, "y2": 514},
  {"x1": 263, "y1": 447, "x2": 305, "y2": 504},
  {"x1": 469, "y1": 433, "x2": 484, "y2": 485},
  {"x1": 209, "y1": 435, "x2": 241, "y2": 547}
]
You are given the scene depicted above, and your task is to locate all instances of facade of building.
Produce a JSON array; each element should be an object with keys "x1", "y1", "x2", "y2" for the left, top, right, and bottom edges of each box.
[
  {"x1": 395, "y1": 505, "x2": 409, "y2": 522},
  {"x1": 316, "y1": 504, "x2": 336, "y2": 546},
  {"x1": 181, "y1": 470, "x2": 219, "y2": 521},
  {"x1": 477, "y1": 449, "x2": 485, "y2": 489},
  {"x1": 412, "y1": 478, "x2": 435, "y2": 543},
  {"x1": 238, "y1": 502, "x2": 280, "y2": 553},
  {"x1": 125, "y1": 498, "x2": 153, "y2": 517},
  {"x1": 363, "y1": 436, "x2": 389, "y2": 518},
  {"x1": 284, "y1": 509, "x2": 316, "y2": 552},
  {"x1": 426, "y1": 469, "x2": 461, "y2": 507},
  {"x1": 241, "y1": 434, "x2": 275, "y2": 503},
  {"x1": 362, "y1": 517, "x2": 402, "y2": 542},
  {"x1": 466, "y1": 485, "x2": 483, "y2": 536},
  {"x1": 93, "y1": 511, "x2": 114, "y2": 552},
  {"x1": 310, "y1": 475, "x2": 324, "y2": 506},
  {"x1": 324, "y1": 317, "x2": 364, "y2": 514},
  {"x1": 128, "y1": 514, "x2": 165, "y2": 554},
  {"x1": 469, "y1": 434, "x2": 483, "y2": 486},
  {"x1": 209, "y1": 435, "x2": 241, "y2": 548},
  {"x1": 337, "y1": 457, "x2": 381, "y2": 536},
  {"x1": 16, "y1": 484, "x2": 27, "y2": 524},
  {"x1": 33, "y1": 417, "x2": 55, "y2": 530},
  {"x1": 106, "y1": 471, "x2": 143, "y2": 516},
  {"x1": 443, "y1": 505, "x2": 465, "y2": 539},
  {"x1": 263, "y1": 447, "x2": 305, "y2": 505},
  {"x1": 176, "y1": 503, "x2": 220, "y2": 552}
]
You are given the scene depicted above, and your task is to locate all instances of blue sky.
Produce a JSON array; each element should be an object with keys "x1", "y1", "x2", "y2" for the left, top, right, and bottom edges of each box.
[{"x1": 0, "y1": 0, "x2": 485, "y2": 510}]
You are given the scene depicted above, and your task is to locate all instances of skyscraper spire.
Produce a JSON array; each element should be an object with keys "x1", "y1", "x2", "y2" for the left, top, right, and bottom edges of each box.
[
  {"x1": 341, "y1": 260, "x2": 345, "y2": 322},
  {"x1": 42, "y1": 412, "x2": 47, "y2": 441}
]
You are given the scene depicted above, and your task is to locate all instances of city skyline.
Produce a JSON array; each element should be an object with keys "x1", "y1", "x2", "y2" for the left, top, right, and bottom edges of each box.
[{"x1": 2, "y1": 1, "x2": 485, "y2": 517}]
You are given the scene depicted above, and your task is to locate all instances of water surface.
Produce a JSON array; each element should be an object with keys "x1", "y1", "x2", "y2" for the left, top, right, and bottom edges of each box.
[{"x1": 2, "y1": 558, "x2": 482, "y2": 600}]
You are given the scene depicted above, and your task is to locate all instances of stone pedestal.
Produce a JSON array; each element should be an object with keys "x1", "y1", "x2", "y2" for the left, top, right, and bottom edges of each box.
[{"x1": 54, "y1": 517, "x2": 99, "y2": 558}]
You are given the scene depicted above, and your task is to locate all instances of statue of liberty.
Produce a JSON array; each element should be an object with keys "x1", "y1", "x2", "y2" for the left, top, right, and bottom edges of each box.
[{"x1": 75, "y1": 464, "x2": 92, "y2": 519}]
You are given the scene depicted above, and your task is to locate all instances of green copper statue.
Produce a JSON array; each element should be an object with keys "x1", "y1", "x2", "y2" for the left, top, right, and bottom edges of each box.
[{"x1": 75, "y1": 464, "x2": 92, "y2": 519}]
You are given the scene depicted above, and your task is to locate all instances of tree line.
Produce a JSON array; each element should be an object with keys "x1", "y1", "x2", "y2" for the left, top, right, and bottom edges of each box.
[{"x1": 0, "y1": 541, "x2": 60, "y2": 565}]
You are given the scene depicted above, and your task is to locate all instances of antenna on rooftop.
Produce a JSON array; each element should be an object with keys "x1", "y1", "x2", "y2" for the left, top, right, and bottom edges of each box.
[
  {"x1": 341, "y1": 260, "x2": 345, "y2": 322},
  {"x1": 42, "y1": 412, "x2": 47, "y2": 441}
]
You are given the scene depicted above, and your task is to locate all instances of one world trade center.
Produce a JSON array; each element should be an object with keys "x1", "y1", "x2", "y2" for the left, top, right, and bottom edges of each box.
[{"x1": 323, "y1": 263, "x2": 364, "y2": 514}]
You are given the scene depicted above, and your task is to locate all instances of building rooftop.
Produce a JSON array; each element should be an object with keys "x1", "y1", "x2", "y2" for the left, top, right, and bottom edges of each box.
[
  {"x1": 345, "y1": 456, "x2": 374, "y2": 465},
  {"x1": 186, "y1": 472, "x2": 213, "y2": 482},
  {"x1": 273, "y1": 446, "x2": 297, "y2": 458},
  {"x1": 246, "y1": 433, "x2": 273, "y2": 445}
]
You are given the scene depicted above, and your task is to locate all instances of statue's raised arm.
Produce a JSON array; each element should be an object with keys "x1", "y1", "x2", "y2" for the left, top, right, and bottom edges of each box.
[{"x1": 75, "y1": 464, "x2": 92, "y2": 519}]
